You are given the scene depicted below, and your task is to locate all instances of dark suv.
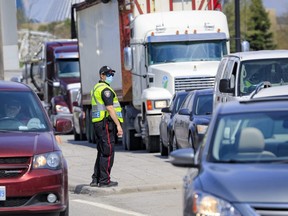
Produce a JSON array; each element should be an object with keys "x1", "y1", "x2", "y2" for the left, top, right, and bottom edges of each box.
[
  {"x1": 171, "y1": 96, "x2": 288, "y2": 216},
  {"x1": 0, "y1": 81, "x2": 70, "y2": 215}
]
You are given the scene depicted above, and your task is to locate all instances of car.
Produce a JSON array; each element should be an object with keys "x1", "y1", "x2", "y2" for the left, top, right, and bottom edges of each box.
[
  {"x1": 72, "y1": 88, "x2": 87, "y2": 141},
  {"x1": 0, "y1": 80, "x2": 70, "y2": 216},
  {"x1": 159, "y1": 90, "x2": 188, "y2": 156},
  {"x1": 213, "y1": 50, "x2": 288, "y2": 109},
  {"x1": 170, "y1": 96, "x2": 288, "y2": 216},
  {"x1": 171, "y1": 88, "x2": 213, "y2": 151}
]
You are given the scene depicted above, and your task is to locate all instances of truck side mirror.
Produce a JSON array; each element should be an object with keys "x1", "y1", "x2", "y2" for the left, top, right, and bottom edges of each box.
[
  {"x1": 219, "y1": 79, "x2": 234, "y2": 93},
  {"x1": 124, "y1": 46, "x2": 132, "y2": 71}
]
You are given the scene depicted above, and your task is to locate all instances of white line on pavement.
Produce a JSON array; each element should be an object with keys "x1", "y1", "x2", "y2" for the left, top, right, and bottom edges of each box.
[{"x1": 72, "y1": 199, "x2": 148, "y2": 216}]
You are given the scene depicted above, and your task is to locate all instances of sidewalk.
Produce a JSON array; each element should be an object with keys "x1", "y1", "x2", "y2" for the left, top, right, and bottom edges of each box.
[{"x1": 59, "y1": 135, "x2": 188, "y2": 196}]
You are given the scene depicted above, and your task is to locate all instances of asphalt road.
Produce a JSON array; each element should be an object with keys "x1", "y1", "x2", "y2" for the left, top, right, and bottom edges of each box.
[{"x1": 58, "y1": 134, "x2": 188, "y2": 196}]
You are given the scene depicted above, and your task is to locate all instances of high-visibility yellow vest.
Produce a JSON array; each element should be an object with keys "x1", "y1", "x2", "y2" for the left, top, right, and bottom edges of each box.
[{"x1": 91, "y1": 82, "x2": 123, "y2": 123}]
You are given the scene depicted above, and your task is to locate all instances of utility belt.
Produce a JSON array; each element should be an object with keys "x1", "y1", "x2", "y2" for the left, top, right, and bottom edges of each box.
[{"x1": 93, "y1": 116, "x2": 114, "y2": 130}]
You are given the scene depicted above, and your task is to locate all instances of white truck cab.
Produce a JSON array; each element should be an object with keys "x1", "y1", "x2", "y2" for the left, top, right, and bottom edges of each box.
[{"x1": 213, "y1": 50, "x2": 288, "y2": 110}]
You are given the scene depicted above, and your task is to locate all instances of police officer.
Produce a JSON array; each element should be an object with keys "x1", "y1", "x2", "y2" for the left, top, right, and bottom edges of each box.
[{"x1": 90, "y1": 66, "x2": 123, "y2": 187}]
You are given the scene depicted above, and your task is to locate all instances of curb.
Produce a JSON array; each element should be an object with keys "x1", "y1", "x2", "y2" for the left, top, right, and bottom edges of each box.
[{"x1": 69, "y1": 182, "x2": 183, "y2": 196}]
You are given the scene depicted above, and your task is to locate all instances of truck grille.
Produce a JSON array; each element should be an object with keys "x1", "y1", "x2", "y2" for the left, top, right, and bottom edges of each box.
[{"x1": 174, "y1": 76, "x2": 215, "y2": 91}]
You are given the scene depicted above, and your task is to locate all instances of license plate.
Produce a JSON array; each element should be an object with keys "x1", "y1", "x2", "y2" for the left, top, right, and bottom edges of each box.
[{"x1": 0, "y1": 186, "x2": 6, "y2": 201}]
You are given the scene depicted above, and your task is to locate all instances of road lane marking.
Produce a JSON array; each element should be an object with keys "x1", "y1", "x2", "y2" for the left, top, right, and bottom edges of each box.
[{"x1": 73, "y1": 199, "x2": 148, "y2": 216}]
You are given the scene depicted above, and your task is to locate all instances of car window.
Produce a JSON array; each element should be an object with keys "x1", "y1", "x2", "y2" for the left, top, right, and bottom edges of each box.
[
  {"x1": 239, "y1": 58, "x2": 288, "y2": 95},
  {"x1": 181, "y1": 93, "x2": 193, "y2": 111},
  {"x1": 195, "y1": 94, "x2": 213, "y2": 115},
  {"x1": 210, "y1": 111, "x2": 288, "y2": 162},
  {"x1": 0, "y1": 91, "x2": 49, "y2": 131},
  {"x1": 172, "y1": 93, "x2": 187, "y2": 113}
]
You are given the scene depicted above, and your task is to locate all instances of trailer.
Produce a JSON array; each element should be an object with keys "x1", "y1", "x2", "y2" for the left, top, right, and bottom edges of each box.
[{"x1": 73, "y1": 0, "x2": 229, "y2": 152}]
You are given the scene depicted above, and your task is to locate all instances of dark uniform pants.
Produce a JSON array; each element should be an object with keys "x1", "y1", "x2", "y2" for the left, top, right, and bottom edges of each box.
[{"x1": 92, "y1": 119, "x2": 115, "y2": 184}]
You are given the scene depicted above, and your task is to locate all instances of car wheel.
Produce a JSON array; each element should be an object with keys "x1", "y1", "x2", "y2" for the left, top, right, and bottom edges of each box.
[
  {"x1": 189, "y1": 133, "x2": 197, "y2": 150},
  {"x1": 172, "y1": 134, "x2": 178, "y2": 151},
  {"x1": 160, "y1": 136, "x2": 168, "y2": 156},
  {"x1": 59, "y1": 202, "x2": 69, "y2": 216}
]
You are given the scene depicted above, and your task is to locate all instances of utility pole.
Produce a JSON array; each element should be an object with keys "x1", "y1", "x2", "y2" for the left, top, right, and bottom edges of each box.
[
  {"x1": 235, "y1": 0, "x2": 241, "y2": 52},
  {"x1": 0, "y1": 1, "x2": 4, "y2": 80}
]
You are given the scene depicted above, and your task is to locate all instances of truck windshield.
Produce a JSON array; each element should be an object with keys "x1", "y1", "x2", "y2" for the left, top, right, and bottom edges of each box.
[
  {"x1": 239, "y1": 58, "x2": 288, "y2": 95},
  {"x1": 147, "y1": 40, "x2": 227, "y2": 65},
  {"x1": 57, "y1": 59, "x2": 80, "y2": 78}
]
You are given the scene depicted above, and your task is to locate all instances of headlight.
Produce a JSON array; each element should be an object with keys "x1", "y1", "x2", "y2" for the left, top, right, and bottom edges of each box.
[
  {"x1": 154, "y1": 100, "x2": 168, "y2": 109},
  {"x1": 55, "y1": 104, "x2": 70, "y2": 114},
  {"x1": 197, "y1": 125, "x2": 208, "y2": 135},
  {"x1": 146, "y1": 100, "x2": 169, "y2": 110},
  {"x1": 192, "y1": 191, "x2": 241, "y2": 216},
  {"x1": 33, "y1": 151, "x2": 62, "y2": 170}
]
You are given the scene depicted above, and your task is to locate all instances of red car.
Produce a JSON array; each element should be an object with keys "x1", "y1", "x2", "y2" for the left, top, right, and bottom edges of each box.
[{"x1": 0, "y1": 81, "x2": 70, "y2": 216}]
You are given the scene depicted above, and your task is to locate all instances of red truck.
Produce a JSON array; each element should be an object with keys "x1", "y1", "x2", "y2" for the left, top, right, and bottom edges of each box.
[{"x1": 30, "y1": 40, "x2": 81, "y2": 133}]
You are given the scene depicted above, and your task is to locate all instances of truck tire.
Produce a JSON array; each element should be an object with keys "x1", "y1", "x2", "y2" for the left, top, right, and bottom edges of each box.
[
  {"x1": 145, "y1": 136, "x2": 160, "y2": 153},
  {"x1": 125, "y1": 129, "x2": 141, "y2": 151},
  {"x1": 73, "y1": 128, "x2": 80, "y2": 141},
  {"x1": 123, "y1": 105, "x2": 141, "y2": 151},
  {"x1": 143, "y1": 120, "x2": 160, "y2": 153},
  {"x1": 86, "y1": 109, "x2": 96, "y2": 144}
]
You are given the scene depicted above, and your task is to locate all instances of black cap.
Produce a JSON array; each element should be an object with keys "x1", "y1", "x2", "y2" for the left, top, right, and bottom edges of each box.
[{"x1": 99, "y1": 66, "x2": 115, "y2": 75}]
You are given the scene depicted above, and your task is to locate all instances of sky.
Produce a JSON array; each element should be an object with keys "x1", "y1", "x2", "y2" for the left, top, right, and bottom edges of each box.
[
  {"x1": 262, "y1": 0, "x2": 288, "y2": 15},
  {"x1": 16, "y1": 0, "x2": 288, "y2": 23}
]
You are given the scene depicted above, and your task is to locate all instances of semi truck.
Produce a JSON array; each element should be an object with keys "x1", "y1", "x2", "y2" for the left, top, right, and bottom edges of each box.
[
  {"x1": 72, "y1": 0, "x2": 229, "y2": 152},
  {"x1": 29, "y1": 40, "x2": 81, "y2": 133}
]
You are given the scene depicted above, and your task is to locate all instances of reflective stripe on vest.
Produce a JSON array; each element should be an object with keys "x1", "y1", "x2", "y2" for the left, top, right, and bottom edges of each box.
[{"x1": 91, "y1": 83, "x2": 123, "y2": 123}]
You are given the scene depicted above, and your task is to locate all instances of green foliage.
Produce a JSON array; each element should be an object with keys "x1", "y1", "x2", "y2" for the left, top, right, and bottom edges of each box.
[
  {"x1": 223, "y1": 0, "x2": 276, "y2": 52},
  {"x1": 244, "y1": 0, "x2": 276, "y2": 50}
]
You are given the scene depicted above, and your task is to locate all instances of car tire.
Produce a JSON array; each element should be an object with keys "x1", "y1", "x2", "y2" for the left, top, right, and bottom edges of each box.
[
  {"x1": 59, "y1": 203, "x2": 69, "y2": 216},
  {"x1": 160, "y1": 137, "x2": 168, "y2": 156},
  {"x1": 172, "y1": 134, "x2": 178, "y2": 151}
]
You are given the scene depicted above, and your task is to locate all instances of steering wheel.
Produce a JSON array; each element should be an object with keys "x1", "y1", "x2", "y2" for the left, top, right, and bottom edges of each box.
[{"x1": 0, "y1": 117, "x2": 23, "y2": 129}]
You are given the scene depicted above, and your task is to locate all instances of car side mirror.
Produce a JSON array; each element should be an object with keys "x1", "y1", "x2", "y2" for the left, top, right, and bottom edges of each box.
[
  {"x1": 219, "y1": 79, "x2": 234, "y2": 93},
  {"x1": 178, "y1": 108, "x2": 190, "y2": 115},
  {"x1": 161, "y1": 107, "x2": 170, "y2": 113}
]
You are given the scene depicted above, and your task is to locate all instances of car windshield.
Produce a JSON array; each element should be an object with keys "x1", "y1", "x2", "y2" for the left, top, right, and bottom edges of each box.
[
  {"x1": 0, "y1": 91, "x2": 49, "y2": 132},
  {"x1": 210, "y1": 111, "x2": 288, "y2": 163},
  {"x1": 239, "y1": 58, "x2": 288, "y2": 95}
]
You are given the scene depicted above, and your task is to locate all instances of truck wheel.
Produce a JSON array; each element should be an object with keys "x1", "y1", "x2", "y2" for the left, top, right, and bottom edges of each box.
[
  {"x1": 160, "y1": 137, "x2": 168, "y2": 156},
  {"x1": 125, "y1": 129, "x2": 141, "y2": 151},
  {"x1": 73, "y1": 128, "x2": 80, "y2": 141},
  {"x1": 143, "y1": 120, "x2": 160, "y2": 153},
  {"x1": 145, "y1": 136, "x2": 160, "y2": 153},
  {"x1": 85, "y1": 109, "x2": 92, "y2": 143},
  {"x1": 79, "y1": 118, "x2": 87, "y2": 141}
]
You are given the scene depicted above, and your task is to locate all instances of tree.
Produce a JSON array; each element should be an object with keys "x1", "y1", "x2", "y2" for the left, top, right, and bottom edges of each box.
[
  {"x1": 244, "y1": 0, "x2": 276, "y2": 50},
  {"x1": 223, "y1": 0, "x2": 276, "y2": 52}
]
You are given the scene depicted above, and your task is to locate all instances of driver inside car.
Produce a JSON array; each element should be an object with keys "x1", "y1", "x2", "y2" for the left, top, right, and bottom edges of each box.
[
  {"x1": 2, "y1": 99, "x2": 30, "y2": 125},
  {"x1": 4, "y1": 99, "x2": 22, "y2": 118}
]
